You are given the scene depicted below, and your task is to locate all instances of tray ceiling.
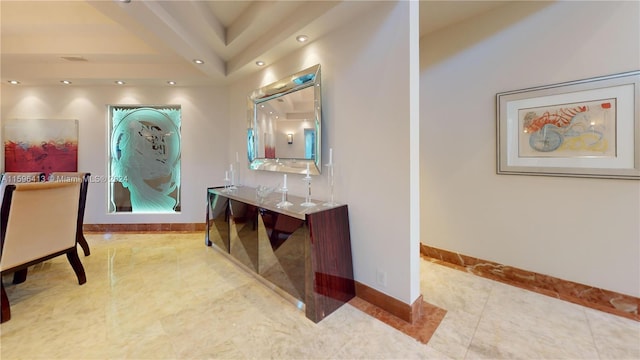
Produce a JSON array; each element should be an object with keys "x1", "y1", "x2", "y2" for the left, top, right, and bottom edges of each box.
[{"x1": 0, "y1": 0, "x2": 507, "y2": 86}]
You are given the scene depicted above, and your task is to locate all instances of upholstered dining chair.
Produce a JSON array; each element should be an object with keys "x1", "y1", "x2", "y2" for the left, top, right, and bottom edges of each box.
[
  {"x1": 49, "y1": 172, "x2": 91, "y2": 256},
  {"x1": 0, "y1": 172, "x2": 45, "y2": 211},
  {"x1": 0, "y1": 181, "x2": 86, "y2": 323},
  {"x1": 0, "y1": 172, "x2": 47, "y2": 285}
]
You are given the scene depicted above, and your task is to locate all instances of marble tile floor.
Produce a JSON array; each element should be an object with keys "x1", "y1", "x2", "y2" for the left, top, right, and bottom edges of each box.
[{"x1": 0, "y1": 232, "x2": 638, "y2": 359}]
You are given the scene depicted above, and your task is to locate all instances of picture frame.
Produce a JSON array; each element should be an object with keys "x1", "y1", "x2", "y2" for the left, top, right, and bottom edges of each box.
[{"x1": 496, "y1": 71, "x2": 639, "y2": 180}]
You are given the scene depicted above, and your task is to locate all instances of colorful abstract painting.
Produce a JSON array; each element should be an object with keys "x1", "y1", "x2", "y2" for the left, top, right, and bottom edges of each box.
[
  {"x1": 108, "y1": 105, "x2": 181, "y2": 213},
  {"x1": 497, "y1": 71, "x2": 638, "y2": 179},
  {"x1": 518, "y1": 99, "x2": 617, "y2": 158},
  {"x1": 3, "y1": 119, "x2": 78, "y2": 176}
]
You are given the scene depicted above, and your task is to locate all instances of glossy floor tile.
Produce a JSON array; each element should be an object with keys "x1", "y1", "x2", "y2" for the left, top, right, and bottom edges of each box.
[{"x1": 1, "y1": 232, "x2": 638, "y2": 359}]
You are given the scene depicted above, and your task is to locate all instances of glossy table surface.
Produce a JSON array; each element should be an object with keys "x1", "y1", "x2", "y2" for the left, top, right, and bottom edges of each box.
[{"x1": 208, "y1": 185, "x2": 341, "y2": 220}]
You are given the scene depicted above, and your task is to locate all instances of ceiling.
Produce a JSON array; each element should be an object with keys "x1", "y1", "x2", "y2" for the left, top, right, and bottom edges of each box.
[{"x1": 0, "y1": 0, "x2": 507, "y2": 87}]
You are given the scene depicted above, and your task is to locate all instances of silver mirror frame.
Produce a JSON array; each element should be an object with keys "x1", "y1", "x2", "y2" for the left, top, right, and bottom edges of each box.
[{"x1": 247, "y1": 64, "x2": 322, "y2": 175}]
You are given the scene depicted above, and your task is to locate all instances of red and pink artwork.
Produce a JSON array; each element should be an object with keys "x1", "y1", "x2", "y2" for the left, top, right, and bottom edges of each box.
[
  {"x1": 265, "y1": 145, "x2": 276, "y2": 159},
  {"x1": 264, "y1": 132, "x2": 276, "y2": 159},
  {"x1": 3, "y1": 119, "x2": 78, "y2": 176}
]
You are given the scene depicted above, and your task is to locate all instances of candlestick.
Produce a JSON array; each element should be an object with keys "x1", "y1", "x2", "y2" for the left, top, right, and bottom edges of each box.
[
  {"x1": 324, "y1": 156, "x2": 337, "y2": 206},
  {"x1": 301, "y1": 171, "x2": 316, "y2": 207},
  {"x1": 229, "y1": 163, "x2": 237, "y2": 190},
  {"x1": 277, "y1": 174, "x2": 292, "y2": 208},
  {"x1": 223, "y1": 170, "x2": 231, "y2": 192}
]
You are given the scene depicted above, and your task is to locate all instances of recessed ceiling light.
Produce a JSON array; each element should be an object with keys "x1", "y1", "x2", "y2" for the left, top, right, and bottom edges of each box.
[
  {"x1": 296, "y1": 35, "x2": 309, "y2": 43},
  {"x1": 256, "y1": 61, "x2": 265, "y2": 66},
  {"x1": 61, "y1": 80, "x2": 72, "y2": 85},
  {"x1": 115, "y1": 80, "x2": 126, "y2": 85},
  {"x1": 167, "y1": 81, "x2": 176, "y2": 85},
  {"x1": 8, "y1": 80, "x2": 20, "y2": 85},
  {"x1": 193, "y1": 59, "x2": 204, "y2": 64}
]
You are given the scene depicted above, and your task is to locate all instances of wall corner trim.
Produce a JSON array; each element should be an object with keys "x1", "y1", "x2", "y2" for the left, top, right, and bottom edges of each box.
[{"x1": 355, "y1": 281, "x2": 422, "y2": 323}]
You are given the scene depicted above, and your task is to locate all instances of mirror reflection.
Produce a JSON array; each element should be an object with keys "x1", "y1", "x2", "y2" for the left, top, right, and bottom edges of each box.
[{"x1": 248, "y1": 64, "x2": 321, "y2": 175}]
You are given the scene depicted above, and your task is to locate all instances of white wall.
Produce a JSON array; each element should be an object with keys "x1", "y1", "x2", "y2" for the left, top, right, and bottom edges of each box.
[
  {"x1": 0, "y1": 85, "x2": 229, "y2": 224},
  {"x1": 420, "y1": 1, "x2": 640, "y2": 297},
  {"x1": 230, "y1": 1, "x2": 419, "y2": 304},
  {"x1": 0, "y1": 1, "x2": 420, "y2": 307},
  {"x1": 275, "y1": 120, "x2": 308, "y2": 159}
]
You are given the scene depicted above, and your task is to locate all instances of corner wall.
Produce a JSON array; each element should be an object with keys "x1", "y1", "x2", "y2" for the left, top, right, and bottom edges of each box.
[
  {"x1": 230, "y1": 1, "x2": 419, "y2": 305},
  {"x1": 420, "y1": 1, "x2": 640, "y2": 297}
]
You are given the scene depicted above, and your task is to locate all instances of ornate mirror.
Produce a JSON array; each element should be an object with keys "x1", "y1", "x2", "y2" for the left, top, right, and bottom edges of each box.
[{"x1": 247, "y1": 64, "x2": 322, "y2": 175}]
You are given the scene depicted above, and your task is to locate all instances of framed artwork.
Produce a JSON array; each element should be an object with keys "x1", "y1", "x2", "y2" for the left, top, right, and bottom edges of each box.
[
  {"x1": 3, "y1": 119, "x2": 78, "y2": 176},
  {"x1": 108, "y1": 105, "x2": 181, "y2": 213},
  {"x1": 497, "y1": 71, "x2": 639, "y2": 179}
]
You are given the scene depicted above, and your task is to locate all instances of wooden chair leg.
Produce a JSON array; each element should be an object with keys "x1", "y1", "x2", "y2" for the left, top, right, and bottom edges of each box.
[
  {"x1": 77, "y1": 233, "x2": 91, "y2": 256},
  {"x1": 1, "y1": 282, "x2": 11, "y2": 323},
  {"x1": 66, "y1": 249, "x2": 86, "y2": 285},
  {"x1": 12, "y1": 269, "x2": 28, "y2": 284}
]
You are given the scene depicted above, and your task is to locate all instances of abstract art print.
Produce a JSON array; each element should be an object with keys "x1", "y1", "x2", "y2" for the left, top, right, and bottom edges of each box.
[
  {"x1": 3, "y1": 119, "x2": 78, "y2": 176},
  {"x1": 518, "y1": 99, "x2": 616, "y2": 158},
  {"x1": 497, "y1": 71, "x2": 639, "y2": 179},
  {"x1": 108, "y1": 105, "x2": 181, "y2": 213}
]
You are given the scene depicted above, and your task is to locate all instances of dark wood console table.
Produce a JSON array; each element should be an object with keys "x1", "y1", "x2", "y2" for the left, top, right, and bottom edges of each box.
[{"x1": 205, "y1": 186, "x2": 355, "y2": 323}]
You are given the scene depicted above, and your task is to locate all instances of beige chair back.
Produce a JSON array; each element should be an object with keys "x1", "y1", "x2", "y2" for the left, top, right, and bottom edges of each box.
[
  {"x1": 49, "y1": 172, "x2": 91, "y2": 256},
  {"x1": 0, "y1": 172, "x2": 44, "y2": 214},
  {"x1": 0, "y1": 182, "x2": 80, "y2": 271}
]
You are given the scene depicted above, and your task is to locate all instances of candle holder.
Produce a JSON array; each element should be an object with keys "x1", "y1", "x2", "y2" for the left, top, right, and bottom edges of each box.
[
  {"x1": 222, "y1": 171, "x2": 232, "y2": 193},
  {"x1": 323, "y1": 162, "x2": 337, "y2": 206},
  {"x1": 228, "y1": 164, "x2": 237, "y2": 190},
  {"x1": 300, "y1": 173, "x2": 316, "y2": 207},
  {"x1": 276, "y1": 187, "x2": 293, "y2": 208},
  {"x1": 276, "y1": 174, "x2": 292, "y2": 208}
]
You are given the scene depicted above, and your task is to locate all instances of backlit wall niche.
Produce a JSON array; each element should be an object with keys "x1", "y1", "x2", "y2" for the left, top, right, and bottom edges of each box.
[{"x1": 108, "y1": 105, "x2": 181, "y2": 213}]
